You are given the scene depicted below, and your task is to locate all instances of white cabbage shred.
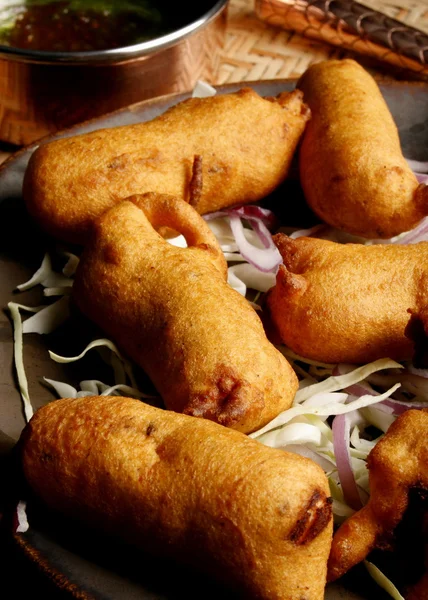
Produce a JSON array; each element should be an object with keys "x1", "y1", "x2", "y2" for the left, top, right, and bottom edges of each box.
[{"x1": 364, "y1": 561, "x2": 405, "y2": 600}]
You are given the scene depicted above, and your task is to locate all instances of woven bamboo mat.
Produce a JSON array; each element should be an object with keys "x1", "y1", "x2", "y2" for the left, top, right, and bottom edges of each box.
[
  {"x1": 0, "y1": 0, "x2": 426, "y2": 164},
  {"x1": 216, "y1": 0, "x2": 428, "y2": 83}
]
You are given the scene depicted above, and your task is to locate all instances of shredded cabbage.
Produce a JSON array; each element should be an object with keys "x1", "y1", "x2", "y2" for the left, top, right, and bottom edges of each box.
[
  {"x1": 22, "y1": 296, "x2": 70, "y2": 334},
  {"x1": 49, "y1": 338, "x2": 145, "y2": 394},
  {"x1": 228, "y1": 263, "x2": 276, "y2": 296},
  {"x1": 43, "y1": 286, "x2": 72, "y2": 297},
  {"x1": 17, "y1": 253, "x2": 73, "y2": 291},
  {"x1": 364, "y1": 561, "x2": 405, "y2": 600},
  {"x1": 49, "y1": 337, "x2": 123, "y2": 364},
  {"x1": 16, "y1": 500, "x2": 29, "y2": 533},
  {"x1": 61, "y1": 252, "x2": 80, "y2": 277},
  {"x1": 294, "y1": 359, "x2": 403, "y2": 403},
  {"x1": 16, "y1": 253, "x2": 51, "y2": 291}
]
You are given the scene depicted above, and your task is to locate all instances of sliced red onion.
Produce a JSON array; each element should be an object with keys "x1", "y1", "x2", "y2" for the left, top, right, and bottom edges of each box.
[
  {"x1": 379, "y1": 397, "x2": 428, "y2": 415},
  {"x1": 203, "y1": 205, "x2": 277, "y2": 230},
  {"x1": 229, "y1": 205, "x2": 278, "y2": 229},
  {"x1": 203, "y1": 205, "x2": 282, "y2": 272},
  {"x1": 369, "y1": 402, "x2": 395, "y2": 415},
  {"x1": 203, "y1": 210, "x2": 232, "y2": 222},
  {"x1": 345, "y1": 382, "x2": 377, "y2": 397},
  {"x1": 228, "y1": 215, "x2": 282, "y2": 273},
  {"x1": 332, "y1": 412, "x2": 364, "y2": 511},
  {"x1": 249, "y1": 217, "x2": 274, "y2": 247},
  {"x1": 406, "y1": 158, "x2": 428, "y2": 173},
  {"x1": 335, "y1": 363, "x2": 427, "y2": 416},
  {"x1": 415, "y1": 172, "x2": 428, "y2": 185}
]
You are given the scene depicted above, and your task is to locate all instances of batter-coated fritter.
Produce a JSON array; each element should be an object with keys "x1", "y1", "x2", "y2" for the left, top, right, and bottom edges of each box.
[
  {"x1": 265, "y1": 234, "x2": 428, "y2": 364},
  {"x1": 328, "y1": 409, "x2": 428, "y2": 582},
  {"x1": 298, "y1": 59, "x2": 428, "y2": 239},
  {"x1": 21, "y1": 395, "x2": 333, "y2": 600},
  {"x1": 72, "y1": 194, "x2": 298, "y2": 434},
  {"x1": 23, "y1": 87, "x2": 309, "y2": 244}
]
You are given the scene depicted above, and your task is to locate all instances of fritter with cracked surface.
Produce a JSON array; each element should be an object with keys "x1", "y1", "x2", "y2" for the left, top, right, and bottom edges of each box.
[
  {"x1": 23, "y1": 87, "x2": 309, "y2": 244},
  {"x1": 72, "y1": 193, "x2": 298, "y2": 434}
]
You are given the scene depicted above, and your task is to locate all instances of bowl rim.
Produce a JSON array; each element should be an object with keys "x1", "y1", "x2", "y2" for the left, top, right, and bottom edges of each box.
[{"x1": 0, "y1": 0, "x2": 228, "y2": 65}]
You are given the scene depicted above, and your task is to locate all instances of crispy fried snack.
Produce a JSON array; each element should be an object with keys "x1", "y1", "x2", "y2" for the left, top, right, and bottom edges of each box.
[
  {"x1": 23, "y1": 87, "x2": 309, "y2": 244},
  {"x1": 72, "y1": 193, "x2": 298, "y2": 434},
  {"x1": 298, "y1": 59, "x2": 428, "y2": 239},
  {"x1": 406, "y1": 306, "x2": 428, "y2": 369},
  {"x1": 20, "y1": 396, "x2": 333, "y2": 600},
  {"x1": 328, "y1": 409, "x2": 428, "y2": 582},
  {"x1": 265, "y1": 234, "x2": 428, "y2": 364}
]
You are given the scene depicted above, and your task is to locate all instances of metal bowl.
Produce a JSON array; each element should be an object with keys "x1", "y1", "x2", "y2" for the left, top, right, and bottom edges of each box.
[{"x1": 0, "y1": 0, "x2": 228, "y2": 145}]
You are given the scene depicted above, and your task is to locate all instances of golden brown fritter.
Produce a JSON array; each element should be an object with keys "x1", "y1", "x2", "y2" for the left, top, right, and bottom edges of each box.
[
  {"x1": 265, "y1": 234, "x2": 428, "y2": 364},
  {"x1": 328, "y1": 409, "x2": 428, "y2": 582},
  {"x1": 298, "y1": 59, "x2": 428, "y2": 239},
  {"x1": 72, "y1": 193, "x2": 298, "y2": 434},
  {"x1": 21, "y1": 395, "x2": 333, "y2": 600},
  {"x1": 23, "y1": 87, "x2": 309, "y2": 244}
]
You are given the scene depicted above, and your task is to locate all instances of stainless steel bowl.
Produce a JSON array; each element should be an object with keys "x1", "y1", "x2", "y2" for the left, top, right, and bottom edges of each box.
[{"x1": 0, "y1": 0, "x2": 228, "y2": 145}]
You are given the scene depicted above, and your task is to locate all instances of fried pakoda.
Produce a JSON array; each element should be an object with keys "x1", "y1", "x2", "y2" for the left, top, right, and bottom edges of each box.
[
  {"x1": 298, "y1": 59, "x2": 428, "y2": 239},
  {"x1": 23, "y1": 87, "x2": 309, "y2": 244},
  {"x1": 265, "y1": 234, "x2": 428, "y2": 364},
  {"x1": 328, "y1": 409, "x2": 428, "y2": 582},
  {"x1": 21, "y1": 395, "x2": 333, "y2": 600},
  {"x1": 72, "y1": 193, "x2": 298, "y2": 434}
]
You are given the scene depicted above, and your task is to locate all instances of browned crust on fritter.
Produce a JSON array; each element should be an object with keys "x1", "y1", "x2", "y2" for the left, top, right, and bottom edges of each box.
[{"x1": 21, "y1": 395, "x2": 333, "y2": 600}]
